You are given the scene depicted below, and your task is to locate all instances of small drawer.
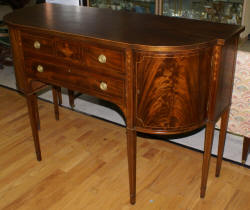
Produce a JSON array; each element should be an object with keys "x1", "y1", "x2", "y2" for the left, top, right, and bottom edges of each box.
[
  {"x1": 21, "y1": 32, "x2": 54, "y2": 55},
  {"x1": 86, "y1": 45, "x2": 124, "y2": 73},
  {"x1": 25, "y1": 59, "x2": 124, "y2": 104},
  {"x1": 55, "y1": 39, "x2": 83, "y2": 63},
  {"x1": 25, "y1": 60, "x2": 67, "y2": 80}
]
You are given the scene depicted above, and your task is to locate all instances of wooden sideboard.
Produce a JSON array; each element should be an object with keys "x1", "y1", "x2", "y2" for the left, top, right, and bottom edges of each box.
[{"x1": 4, "y1": 3, "x2": 244, "y2": 204}]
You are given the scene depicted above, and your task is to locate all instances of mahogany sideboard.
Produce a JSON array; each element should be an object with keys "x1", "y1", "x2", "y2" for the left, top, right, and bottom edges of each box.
[{"x1": 4, "y1": 3, "x2": 244, "y2": 204}]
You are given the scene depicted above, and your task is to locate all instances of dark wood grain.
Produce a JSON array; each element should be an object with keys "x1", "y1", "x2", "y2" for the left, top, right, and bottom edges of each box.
[
  {"x1": 215, "y1": 107, "x2": 230, "y2": 177},
  {"x1": 55, "y1": 39, "x2": 83, "y2": 63},
  {"x1": 213, "y1": 35, "x2": 239, "y2": 121},
  {"x1": 55, "y1": 86, "x2": 62, "y2": 105},
  {"x1": 4, "y1": 4, "x2": 244, "y2": 48},
  {"x1": 21, "y1": 31, "x2": 54, "y2": 56},
  {"x1": 67, "y1": 89, "x2": 75, "y2": 108},
  {"x1": 86, "y1": 44, "x2": 125, "y2": 73},
  {"x1": 125, "y1": 49, "x2": 137, "y2": 204},
  {"x1": 8, "y1": 28, "x2": 29, "y2": 93},
  {"x1": 242, "y1": 137, "x2": 250, "y2": 164},
  {"x1": 136, "y1": 48, "x2": 213, "y2": 134},
  {"x1": 52, "y1": 86, "x2": 59, "y2": 121},
  {"x1": 200, "y1": 121, "x2": 216, "y2": 198},
  {"x1": 24, "y1": 58, "x2": 125, "y2": 106},
  {"x1": 33, "y1": 93, "x2": 40, "y2": 130},
  {"x1": 5, "y1": 3, "x2": 244, "y2": 205},
  {"x1": 26, "y1": 93, "x2": 41, "y2": 161}
]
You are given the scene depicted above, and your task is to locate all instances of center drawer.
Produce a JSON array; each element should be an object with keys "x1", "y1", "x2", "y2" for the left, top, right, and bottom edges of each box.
[{"x1": 25, "y1": 59, "x2": 125, "y2": 105}]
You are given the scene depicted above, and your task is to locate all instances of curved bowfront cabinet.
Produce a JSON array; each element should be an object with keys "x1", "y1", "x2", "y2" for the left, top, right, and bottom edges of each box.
[
  {"x1": 135, "y1": 47, "x2": 213, "y2": 134},
  {"x1": 4, "y1": 3, "x2": 244, "y2": 205}
]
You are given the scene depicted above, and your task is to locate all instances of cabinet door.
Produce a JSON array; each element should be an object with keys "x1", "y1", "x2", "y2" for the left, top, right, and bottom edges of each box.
[
  {"x1": 135, "y1": 47, "x2": 213, "y2": 133},
  {"x1": 89, "y1": 0, "x2": 157, "y2": 14}
]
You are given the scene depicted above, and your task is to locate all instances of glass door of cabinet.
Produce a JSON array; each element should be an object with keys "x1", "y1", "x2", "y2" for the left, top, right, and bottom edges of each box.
[
  {"x1": 88, "y1": 0, "x2": 157, "y2": 14},
  {"x1": 162, "y1": 0, "x2": 244, "y2": 25}
]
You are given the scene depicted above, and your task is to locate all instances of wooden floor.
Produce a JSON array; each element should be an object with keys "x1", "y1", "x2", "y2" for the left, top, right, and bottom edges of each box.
[{"x1": 0, "y1": 87, "x2": 249, "y2": 210}]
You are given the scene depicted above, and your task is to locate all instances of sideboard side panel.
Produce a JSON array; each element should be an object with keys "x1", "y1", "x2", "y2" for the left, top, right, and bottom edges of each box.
[
  {"x1": 213, "y1": 35, "x2": 239, "y2": 121},
  {"x1": 9, "y1": 27, "x2": 27, "y2": 92}
]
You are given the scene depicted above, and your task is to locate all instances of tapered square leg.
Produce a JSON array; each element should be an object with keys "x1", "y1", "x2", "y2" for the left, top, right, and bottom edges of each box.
[
  {"x1": 52, "y1": 86, "x2": 59, "y2": 121},
  {"x1": 33, "y1": 95, "x2": 40, "y2": 130},
  {"x1": 242, "y1": 136, "x2": 250, "y2": 164},
  {"x1": 57, "y1": 87, "x2": 62, "y2": 105},
  {"x1": 26, "y1": 94, "x2": 41, "y2": 161},
  {"x1": 215, "y1": 108, "x2": 230, "y2": 177},
  {"x1": 68, "y1": 89, "x2": 75, "y2": 108},
  {"x1": 126, "y1": 128, "x2": 137, "y2": 204},
  {"x1": 200, "y1": 121, "x2": 215, "y2": 198}
]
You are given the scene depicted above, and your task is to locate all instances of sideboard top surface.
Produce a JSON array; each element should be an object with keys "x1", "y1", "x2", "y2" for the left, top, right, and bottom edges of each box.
[{"x1": 4, "y1": 3, "x2": 244, "y2": 49}]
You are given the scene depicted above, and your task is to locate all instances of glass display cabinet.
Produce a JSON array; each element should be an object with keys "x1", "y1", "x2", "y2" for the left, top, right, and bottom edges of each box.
[
  {"x1": 87, "y1": 0, "x2": 244, "y2": 24},
  {"x1": 88, "y1": 0, "x2": 157, "y2": 14},
  {"x1": 162, "y1": 0, "x2": 244, "y2": 25}
]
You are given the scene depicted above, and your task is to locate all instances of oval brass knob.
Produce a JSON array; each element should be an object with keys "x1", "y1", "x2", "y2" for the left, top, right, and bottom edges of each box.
[
  {"x1": 98, "y1": 54, "x2": 106, "y2": 64},
  {"x1": 37, "y1": 65, "x2": 44, "y2": 73},
  {"x1": 34, "y1": 41, "x2": 41, "y2": 49},
  {"x1": 100, "y1": 82, "x2": 107, "y2": 91}
]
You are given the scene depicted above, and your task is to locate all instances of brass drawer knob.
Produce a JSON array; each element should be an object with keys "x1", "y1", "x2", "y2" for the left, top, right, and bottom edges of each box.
[
  {"x1": 100, "y1": 82, "x2": 107, "y2": 91},
  {"x1": 37, "y1": 65, "x2": 44, "y2": 73},
  {"x1": 98, "y1": 54, "x2": 106, "y2": 64},
  {"x1": 34, "y1": 41, "x2": 41, "y2": 49}
]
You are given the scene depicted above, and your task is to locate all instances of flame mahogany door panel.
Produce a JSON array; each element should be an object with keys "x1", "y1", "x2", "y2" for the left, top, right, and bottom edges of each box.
[{"x1": 135, "y1": 48, "x2": 213, "y2": 134}]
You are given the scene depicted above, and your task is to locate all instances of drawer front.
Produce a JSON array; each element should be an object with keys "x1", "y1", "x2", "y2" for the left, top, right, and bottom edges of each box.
[
  {"x1": 55, "y1": 39, "x2": 83, "y2": 64},
  {"x1": 21, "y1": 32, "x2": 54, "y2": 55},
  {"x1": 25, "y1": 59, "x2": 124, "y2": 104},
  {"x1": 86, "y1": 45, "x2": 124, "y2": 73}
]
